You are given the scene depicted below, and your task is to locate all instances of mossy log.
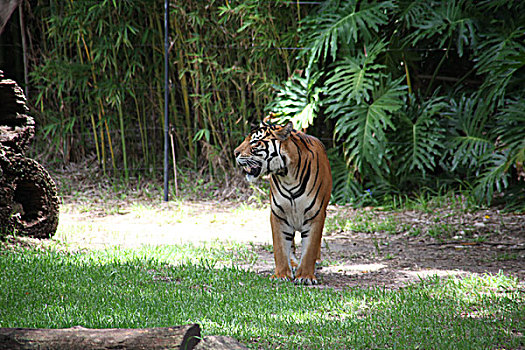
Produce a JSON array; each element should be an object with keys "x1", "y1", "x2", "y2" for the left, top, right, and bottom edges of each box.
[{"x1": 0, "y1": 148, "x2": 59, "y2": 238}]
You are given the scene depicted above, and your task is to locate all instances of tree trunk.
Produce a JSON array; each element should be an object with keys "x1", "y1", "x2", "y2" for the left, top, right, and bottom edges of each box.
[
  {"x1": 0, "y1": 149, "x2": 59, "y2": 238},
  {"x1": 0, "y1": 324, "x2": 202, "y2": 350}
]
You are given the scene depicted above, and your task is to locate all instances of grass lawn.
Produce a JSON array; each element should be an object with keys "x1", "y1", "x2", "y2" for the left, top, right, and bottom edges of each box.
[{"x1": 1, "y1": 243, "x2": 523, "y2": 349}]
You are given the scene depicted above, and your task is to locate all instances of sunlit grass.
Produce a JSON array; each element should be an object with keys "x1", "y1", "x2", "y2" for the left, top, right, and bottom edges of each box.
[{"x1": 1, "y1": 244, "x2": 523, "y2": 349}]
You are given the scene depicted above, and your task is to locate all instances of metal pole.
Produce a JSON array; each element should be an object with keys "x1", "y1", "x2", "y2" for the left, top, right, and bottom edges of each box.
[{"x1": 163, "y1": 0, "x2": 169, "y2": 202}]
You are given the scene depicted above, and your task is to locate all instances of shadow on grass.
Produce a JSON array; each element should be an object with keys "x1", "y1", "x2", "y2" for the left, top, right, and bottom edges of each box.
[{"x1": 0, "y1": 246, "x2": 523, "y2": 349}]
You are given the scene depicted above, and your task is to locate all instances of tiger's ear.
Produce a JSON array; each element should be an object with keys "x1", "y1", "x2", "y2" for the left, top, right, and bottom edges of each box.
[
  {"x1": 274, "y1": 122, "x2": 293, "y2": 141},
  {"x1": 263, "y1": 112, "x2": 278, "y2": 124}
]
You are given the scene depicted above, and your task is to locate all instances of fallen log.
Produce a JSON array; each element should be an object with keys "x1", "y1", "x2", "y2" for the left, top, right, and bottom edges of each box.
[
  {"x1": 194, "y1": 335, "x2": 249, "y2": 350},
  {"x1": 0, "y1": 324, "x2": 202, "y2": 350}
]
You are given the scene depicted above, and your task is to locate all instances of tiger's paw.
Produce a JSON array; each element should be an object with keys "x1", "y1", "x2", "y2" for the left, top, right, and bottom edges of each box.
[
  {"x1": 270, "y1": 273, "x2": 293, "y2": 282},
  {"x1": 294, "y1": 275, "x2": 318, "y2": 286}
]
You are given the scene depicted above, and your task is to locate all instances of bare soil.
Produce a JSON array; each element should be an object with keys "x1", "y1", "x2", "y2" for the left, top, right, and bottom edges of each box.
[
  {"x1": 55, "y1": 198, "x2": 525, "y2": 290},
  {"x1": 18, "y1": 160, "x2": 525, "y2": 289}
]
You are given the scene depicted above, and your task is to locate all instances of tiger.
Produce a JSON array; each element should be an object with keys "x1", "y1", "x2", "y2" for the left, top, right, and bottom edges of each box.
[{"x1": 234, "y1": 116, "x2": 332, "y2": 285}]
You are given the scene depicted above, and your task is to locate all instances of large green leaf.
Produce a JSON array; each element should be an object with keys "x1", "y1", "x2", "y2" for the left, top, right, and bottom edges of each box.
[
  {"x1": 269, "y1": 70, "x2": 322, "y2": 130},
  {"x1": 300, "y1": 0, "x2": 394, "y2": 66},
  {"x1": 331, "y1": 77, "x2": 406, "y2": 175},
  {"x1": 393, "y1": 94, "x2": 448, "y2": 177},
  {"x1": 404, "y1": 0, "x2": 476, "y2": 57},
  {"x1": 475, "y1": 98, "x2": 525, "y2": 204},
  {"x1": 323, "y1": 42, "x2": 387, "y2": 104},
  {"x1": 442, "y1": 94, "x2": 495, "y2": 173},
  {"x1": 474, "y1": 29, "x2": 525, "y2": 106}
]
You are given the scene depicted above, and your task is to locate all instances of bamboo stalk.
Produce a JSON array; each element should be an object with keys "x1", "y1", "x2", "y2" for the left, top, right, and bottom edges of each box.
[
  {"x1": 173, "y1": 15, "x2": 194, "y2": 161},
  {"x1": 169, "y1": 127, "x2": 179, "y2": 197},
  {"x1": 117, "y1": 103, "x2": 128, "y2": 180}
]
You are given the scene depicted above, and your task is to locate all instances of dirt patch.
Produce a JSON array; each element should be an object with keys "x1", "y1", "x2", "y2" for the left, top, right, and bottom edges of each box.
[
  {"x1": 52, "y1": 198, "x2": 525, "y2": 290},
  {"x1": 315, "y1": 206, "x2": 525, "y2": 289}
]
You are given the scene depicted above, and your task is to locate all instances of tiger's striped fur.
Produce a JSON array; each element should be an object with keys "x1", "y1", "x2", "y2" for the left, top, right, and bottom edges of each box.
[{"x1": 234, "y1": 118, "x2": 332, "y2": 285}]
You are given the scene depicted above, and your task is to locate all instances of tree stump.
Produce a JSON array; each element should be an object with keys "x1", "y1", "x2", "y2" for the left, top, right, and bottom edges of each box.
[
  {"x1": 0, "y1": 70, "x2": 35, "y2": 155},
  {"x1": 0, "y1": 70, "x2": 59, "y2": 239},
  {"x1": 0, "y1": 148, "x2": 59, "y2": 238}
]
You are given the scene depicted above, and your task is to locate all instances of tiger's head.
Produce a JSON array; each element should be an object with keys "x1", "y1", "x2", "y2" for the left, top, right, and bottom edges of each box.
[{"x1": 234, "y1": 119, "x2": 293, "y2": 182}]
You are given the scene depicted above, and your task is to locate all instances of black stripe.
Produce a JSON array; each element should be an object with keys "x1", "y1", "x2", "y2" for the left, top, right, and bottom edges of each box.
[
  {"x1": 272, "y1": 175, "x2": 293, "y2": 203},
  {"x1": 271, "y1": 190, "x2": 286, "y2": 214},
  {"x1": 271, "y1": 207, "x2": 291, "y2": 227},
  {"x1": 303, "y1": 197, "x2": 325, "y2": 226},
  {"x1": 303, "y1": 182, "x2": 322, "y2": 215},
  {"x1": 289, "y1": 155, "x2": 308, "y2": 192},
  {"x1": 298, "y1": 133, "x2": 314, "y2": 155},
  {"x1": 283, "y1": 231, "x2": 294, "y2": 241},
  {"x1": 300, "y1": 230, "x2": 309, "y2": 239},
  {"x1": 291, "y1": 138, "x2": 302, "y2": 177},
  {"x1": 291, "y1": 160, "x2": 311, "y2": 199},
  {"x1": 306, "y1": 156, "x2": 320, "y2": 197}
]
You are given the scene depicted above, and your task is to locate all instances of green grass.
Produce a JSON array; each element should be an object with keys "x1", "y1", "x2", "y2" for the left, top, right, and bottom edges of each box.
[
  {"x1": 325, "y1": 211, "x2": 400, "y2": 235},
  {"x1": 1, "y1": 244, "x2": 523, "y2": 349}
]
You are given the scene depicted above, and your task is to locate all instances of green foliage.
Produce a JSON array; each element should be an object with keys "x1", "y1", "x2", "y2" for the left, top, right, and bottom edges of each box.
[
  {"x1": 474, "y1": 99, "x2": 525, "y2": 205},
  {"x1": 8, "y1": 0, "x2": 525, "y2": 208},
  {"x1": 393, "y1": 94, "x2": 447, "y2": 179},
  {"x1": 442, "y1": 94, "x2": 495, "y2": 174},
  {"x1": 25, "y1": 0, "x2": 303, "y2": 177},
  {"x1": 268, "y1": 70, "x2": 322, "y2": 130},
  {"x1": 299, "y1": 0, "x2": 394, "y2": 66},
  {"x1": 332, "y1": 76, "x2": 405, "y2": 176},
  {"x1": 328, "y1": 148, "x2": 367, "y2": 205},
  {"x1": 269, "y1": 0, "x2": 525, "y2": 209}
]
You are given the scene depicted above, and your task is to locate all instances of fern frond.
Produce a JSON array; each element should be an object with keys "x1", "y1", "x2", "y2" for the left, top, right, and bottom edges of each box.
[
  {"x1": 329, "y1": 148, "x2": 363, "y2": 204},
  {"x1": 474, "y1": 99, "x2": 525, "y2": 205},
  {"x1": 474, "y1": 28, "x2": 525, "y2": 106},
  {"x1": 473, "y1": 152, "x2": 509, "y2": 205},
  {"x1": 397, "y1": 1, "x2": 433, "y2": 29},
  {"x1": 495, "y1": 99, "x2": 525, "y2": 155}
]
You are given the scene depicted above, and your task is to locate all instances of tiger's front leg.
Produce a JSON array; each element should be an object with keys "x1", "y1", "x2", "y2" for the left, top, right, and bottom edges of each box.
[
  {"x1": 270, "y1": 211, "x2": 294, "y2": 281},
  {"x1": 294, "y1": 216, "x2": 326, "y2": 285}
]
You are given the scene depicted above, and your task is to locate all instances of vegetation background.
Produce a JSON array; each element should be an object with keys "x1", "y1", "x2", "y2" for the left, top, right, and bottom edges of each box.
[{"x1": 0, "y1": 0, "x2": 523, "y2": 209}]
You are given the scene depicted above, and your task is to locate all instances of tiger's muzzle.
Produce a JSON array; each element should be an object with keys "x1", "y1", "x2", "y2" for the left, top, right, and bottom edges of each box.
[{"x1": 235, "y1": 156, "x2": 263, "y2": 182}]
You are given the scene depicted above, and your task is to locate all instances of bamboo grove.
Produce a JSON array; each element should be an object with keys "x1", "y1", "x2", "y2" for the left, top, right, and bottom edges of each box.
[
  {"x1": 5, "y1": 0, "x2": 525, "y2": 208},
  {"x1": 24, "y1": 0, "x2": 302, "y2": 178}
]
